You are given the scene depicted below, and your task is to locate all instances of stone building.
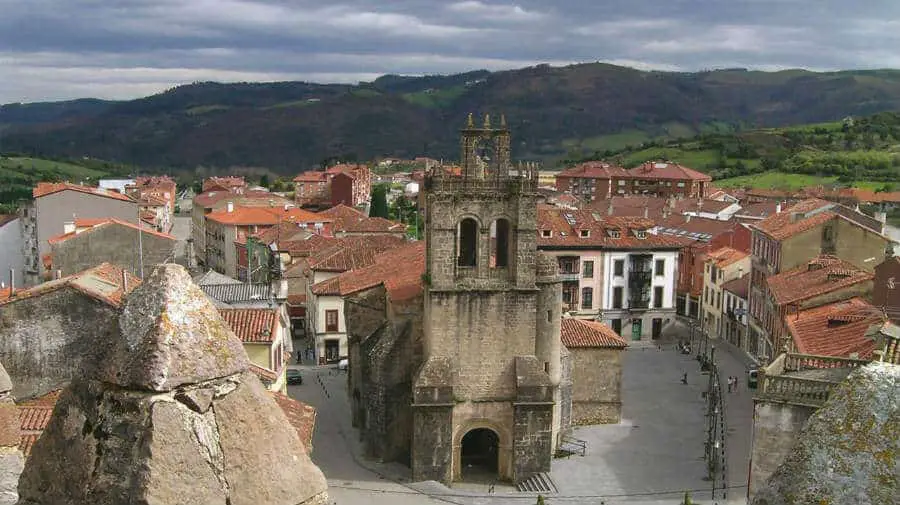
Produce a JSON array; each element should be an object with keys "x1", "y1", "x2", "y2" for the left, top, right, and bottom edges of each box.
[
  {"x1": 0, "y1": 263, "x2": 137, "y2": 400},
  {"x1": 559, "y1": 317, "x2": 627, "y2": 424},
  {"x1": 700, "y1": 246, "x2": 750, "y2": 340},
  {"x1": 345, "y1": 116, "x2": 568, "y2": 486},
  {"x1": 47, "y1": 218, "x2": 176, "y2": 278}
]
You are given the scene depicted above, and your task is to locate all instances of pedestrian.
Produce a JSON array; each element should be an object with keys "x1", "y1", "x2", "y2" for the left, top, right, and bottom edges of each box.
[
  {"x1": 733, "y1": 376, "x2": 739, "y2": 393},
  {"x1": 726, "y1": 376, "x2": 732, "y2": 392},
  {"x1": 681, "y1": 372, "x2": 688, "y2": 385},
  {"x1": 296, "y1": 350, "x2": 302, "y2": 365}
]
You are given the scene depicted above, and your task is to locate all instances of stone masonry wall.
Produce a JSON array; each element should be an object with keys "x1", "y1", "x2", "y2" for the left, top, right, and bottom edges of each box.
[
  {"x1": 426, "y1": 290, "x2": 538, "y2": 400},
  {"x1": 558, "y1": 346, "x2": 573, "y2": 435},
  {"x1": 749, "y1": 401, "x2": 816, "y2": 496},
  {"x1": 0, "y1": 288, "x2": 121, "y2": 400},
  {"x1": 50, "y1": 223, "x2": 176, "y2": 277},
  {"x1": 570, "y1": 347, "x2": 624, "y2": 424}
]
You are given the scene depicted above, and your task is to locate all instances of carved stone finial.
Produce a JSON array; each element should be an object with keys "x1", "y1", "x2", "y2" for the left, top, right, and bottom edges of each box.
[
  {"x1": 484, "y1": 113, "x2": 491, "y2": 129},
  {"x1": 466, "y1": 113, "x2": 474, "y2": 128},
  {"x1": 500, "y1": 114, "x2": 507, "y2": 127}
]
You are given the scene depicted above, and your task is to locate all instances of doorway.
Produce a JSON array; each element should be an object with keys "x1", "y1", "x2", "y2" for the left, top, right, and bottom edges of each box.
[
  {"x1": 631, "y1": 319, "x2": 642, "y2": 341},
  {"x1": 460, "y1": 428, "x2": 499, "y2": 481},
  {"x1": 324, "y1": 339, "x2": 340, "y2": 363},
  {"x1": 652, "y1": 318, "x2": 662, "y2": 340}
]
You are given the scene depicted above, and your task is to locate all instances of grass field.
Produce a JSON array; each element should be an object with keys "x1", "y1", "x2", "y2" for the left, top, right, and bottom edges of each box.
[
  {"x1": 714, "y1": 171, "x2": 885, "y2": 191},
  {"x1": 1, "y1": 157, "x2": 109, "y2": 180}
]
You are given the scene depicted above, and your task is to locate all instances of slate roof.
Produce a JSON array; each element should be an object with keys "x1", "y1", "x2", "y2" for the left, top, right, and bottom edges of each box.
[
  {"x1": 655, "y1": 214, "x2": 735, "y2": 243},
  {"x1": 537, "y1": 206, "x2": 682, "y2": 249},
  {"x1": 626, "y1": 161, "x2": 711, "y2": 181},
  {"x1": 200, "y1": 283, "x2": 273, "y2": 303},
  {"x1": 560, "y1": 318, "x2": 628, "y2": 349},
  {"x1": 0, "y1": 263, "x2": 139, "y2": 307},
  {"x1": 766, "y1": 256, "x2": 873, "y2": 306},
  {"x1": 752, "y1": 199, "x2": 835, "y2": 240},
  {"x1": 33, "y1": 182, "x2": 135, "y2": 202},
  {"x1": 722, "y1": 273, "x2": 751, "y2": 299},
  {"x1": 219, "y1": 308, "x2": 279, "y2": 343},
  {"x1": 786, "y1": 298, "x2": 882, "y2": 359}
]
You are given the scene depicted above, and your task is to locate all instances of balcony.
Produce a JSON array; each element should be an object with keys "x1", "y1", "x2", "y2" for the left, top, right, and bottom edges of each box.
[
  {"x1": 558, "y1": 256, "x2": 580, "y2": 281},
  {"x1": 757, "y1": 353, "x2": 869, "y2": 407},
  {"x1": 628, "y1": 299, "x2": 650, "y2": 311},
  {"x1": 559, "y1": 270, "x2": 580, "y2": 281}
]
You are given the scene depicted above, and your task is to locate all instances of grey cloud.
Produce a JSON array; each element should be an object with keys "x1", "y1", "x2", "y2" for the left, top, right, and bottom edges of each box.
[{"x1": 0, "y1": 0, "x2": 898, "y2": 103}]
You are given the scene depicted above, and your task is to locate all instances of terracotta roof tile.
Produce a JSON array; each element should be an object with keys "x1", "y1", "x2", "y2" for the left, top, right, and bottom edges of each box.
[
  {"x1": 319, "y1": 205, "x2": 404, "y2": 234},
  {"x1": 218, "y1": 308, "x2": 278, "y2": 343},
  {"x1": 557, "y1": 161, "x2": 629, "y2": 179},
  {"x1": 672, "y1": 198, "x2": 734, "y2": 214},
  {"x1": 249, "y1": 364, "x2": 278, "y2": 382},
  {"x1": 292, "y1": 171, "x2": 330, "y2": 183},
  {"x1": 206, "y1": 205, "x2": 329, "y2": 226},
  {"x1": 0, "y1": 263, "x2": 140, "y2": 307},
  {"x1": 766, "y1": 255, "x2": 873, "y2": 306},
  {"x1": 655, "y1": 214, "x2": 735, "y2": 241},
  {"x1": 287, "y1": 294, "x2": 307, "y2": 306},
  {"x1": 706, "y1": 246, "x2": 749, "y2": 268},
  {"x1": 722, "y1": 273, "x2": 750, "y2": 299},
  {"x1": 626, "y1": 161, "x2": 711, "y2": 181},
  {"x1": 270, "y1": 392, "x2": 317, "y2": 452},
  {"x1": 312, "y1": 242, "x2": 426, "y2": 300},
  {"x1": 560, "y1": 318, "x2": 628, "y2": 348},
  {"x1": 752, "y1": 199, "x2": 835, "y2": 240},
  {"x1": 193, "y1": 189, "x2": 282, "y2": 208},
  {"x1": 202, "y1": 176, "x2": 246, "y2": 192},
  {"x1": 308, "y1": 235, "x2": 406, "y2": 272},
  {"x1": 17, "y1": 390, "x2": 62, "y2": 456},
  {"x1": 786, "y1": 298, "x2": 882, "y2": 359},
  {"x1": 735, "y1": 201, "x2": 780, "y2": 219},
  {"x1": 33, "y1": 182, "x2": 135, "y2": 202},
  {"x1": 537, "y1": 207, "x2": 681, "y2": 249}
]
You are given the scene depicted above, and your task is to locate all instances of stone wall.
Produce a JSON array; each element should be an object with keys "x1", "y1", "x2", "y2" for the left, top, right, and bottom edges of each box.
[
  {"x1": 0, "y1": 364, "x2": 23, "y2": 505},
  {"x1": 0, "y1": 288, "x2": 121, "y2": 399},
  {"x1": 569, "y1": 347, "x2": 623, "y2": 424},
  {"x1": 749, "y1": 400, "x2": 816, "y2": 496},
  {"x1": 558, "y1": 346, "x2": 573, "y2": 435},
  {"x1": 50, "y1": 223, "x2": 176, "y2": 277}
]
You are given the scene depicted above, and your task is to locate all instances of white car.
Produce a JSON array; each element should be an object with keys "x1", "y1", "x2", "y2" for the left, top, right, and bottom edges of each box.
[{"x1": 338, "y1": 358, "x2": 349, "y2": 371}]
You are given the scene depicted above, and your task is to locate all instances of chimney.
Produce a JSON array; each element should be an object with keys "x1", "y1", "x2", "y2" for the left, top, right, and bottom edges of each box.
[
  {"x1": 55, "y1": 269, "x2": 62, "y2": 280},
  {"x1": 775, "y1": 202, "x2": 782, "y2": 214},
  {"x1": 738, "y1": 267, "x2": 744, "y2": 279},
  {"x1": 226, "y1": 201, "x2": 234, "y2": 213},
  {"x1": 607, "y1": 202, "x2": 614, "y2": 216},
  {"x1": 63, "y1": 221, "x2": 76, "y2": 234},
  {"x1": 685, "y1": 214, "x2": 692, "y2": 223},
  {"x1": 284, "y1": 204, "x2": 290, "y2": 211},
  {"x1": 643, "y1": 206, "x2": 649, "y2": 219}
]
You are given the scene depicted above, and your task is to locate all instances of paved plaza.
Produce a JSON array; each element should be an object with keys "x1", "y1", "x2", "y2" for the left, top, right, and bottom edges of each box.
[{"x1": 288, "y1": 331, "x2": 755, "y2": 505}]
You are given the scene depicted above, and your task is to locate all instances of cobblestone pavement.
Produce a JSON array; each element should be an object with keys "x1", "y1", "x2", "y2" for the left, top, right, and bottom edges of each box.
[{"x1": 286, "y1": 334, "x2": 754, "y2": 505}]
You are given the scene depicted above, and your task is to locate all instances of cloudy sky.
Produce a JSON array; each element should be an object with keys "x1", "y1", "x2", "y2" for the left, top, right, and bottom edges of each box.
[{"x1": 1, "y1": 0, "x2": 898, "y2": 104}]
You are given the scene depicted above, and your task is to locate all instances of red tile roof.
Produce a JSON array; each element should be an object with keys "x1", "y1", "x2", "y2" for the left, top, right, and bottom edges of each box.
[
  {"x1": 722, "y1": 273, "x2": 750, "y2": 299},
  {"x1": 317, "y1": 204, "x2": 402, "y2": 233},
  {"x1": 47, "y1": 218, "x2": 176, "y2": 245},
  {"x1": 626, "y1": 161, "x2": 711, "y2": 181},
  {"x1": 311, "y1": 242, "x2": 425, "y2": 301},
  {"x1": 206, "y1": 205, "x2": 329, "y2": 226},
  {"x1": 557, "y1": 161, "x2": 629, "y2": 179},
  {"x1": 33, "y1": 182, "x2": 135, "y2": 202},
  {"x1": 672, "y1": 198, "x2": 734, "y2": 214},
  {"x1": 308, "y1": 235, "x2": 407, "y2": 272},
  {"x1": 752, "y1": 199, "x2": 835, "y2": 240},
  {"x1": 706, "y1": 246, "x2": 749, "y2": 268},
  {"x1": 202, "y1": 176, "x2": 246, "y2": 192},
  {"x1": 270, "y1": 391, "x2": 317, "y2": 452},
  {"x1": 293, "y1": 171, "x2": 330, "y2": 183},
  {"x1": 0, "y1": 263, "x2": 140, "y2": 307},
  {"x1": 735, "y1": 201, "x2": 780, "y2": 219},
  {"x1": 656, "y1": 214, "x2": 735, "y2": 240},
  {"x1": 560, "y1": 318, "x2": 628, "y2": 348},
  {"x1": 766, "y1": 256, "x2": 873, "y2": 306},
  {"x1": 193, "y1": 189, "x2": 281, "y2": 208},
  {"x1": 786, "y1": 298, "x2": 882, "y2": 359},
  {"x1": 537, "y1": 207, "x2": 682, "y2": 249},
  {"x1": 17, "y1": 390, "x2": 62, "y2": 456},
  {"x1": 219, "y1": 308, "x2": 279, "y2": 343},
  {"x1": 585, "y1": 196, "x2": 669, "y2": 218},
  {"x1": 286, "y1": 294, "x2": 307, "y2": 306}
]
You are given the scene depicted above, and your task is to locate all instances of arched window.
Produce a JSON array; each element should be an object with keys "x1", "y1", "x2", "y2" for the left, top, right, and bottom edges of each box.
[
  {"x1": 491, "y1": 218, "x2": 510, "y2": 268},
  {"x1": 458, "y1": 218, "x2": 478, "y2": 267}
]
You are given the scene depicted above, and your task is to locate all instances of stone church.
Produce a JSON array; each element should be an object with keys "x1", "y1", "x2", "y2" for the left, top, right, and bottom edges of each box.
[{"x1": 347, "y1": 115, "x2": 570, "y2": 485}]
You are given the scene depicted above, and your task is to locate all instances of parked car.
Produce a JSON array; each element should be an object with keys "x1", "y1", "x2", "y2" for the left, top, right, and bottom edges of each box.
[
  {"x1": 338, "y1": 358, "x2": 349, "y2": 371},
  {"x1": 747, "y1": 369, "x2": 758, "y2": 390},
  {"x1": 286, "y1": 369, "x2": 303, "y2": 385}
]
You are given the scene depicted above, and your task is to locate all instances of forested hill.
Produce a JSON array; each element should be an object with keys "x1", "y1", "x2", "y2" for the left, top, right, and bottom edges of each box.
[{"x1": 2, "y1": 64, "x2": 900, "y2": 173}]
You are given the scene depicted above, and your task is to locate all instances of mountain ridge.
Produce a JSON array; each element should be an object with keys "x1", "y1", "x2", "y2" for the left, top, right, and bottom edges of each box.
[{"x1": 2, "y1": 63, "x2": 900, "y2": 172}]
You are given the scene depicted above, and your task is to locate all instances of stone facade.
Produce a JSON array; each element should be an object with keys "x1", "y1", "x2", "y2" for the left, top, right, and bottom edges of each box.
[
  {"x1": 49, "y1": 221, "x2": 176, "y2": 277},
  {"x1": 749, "y1": 401, "x2": 817, "y2": 495},
  {"x1": 569, "y1": 347, "x2": 624, "y2": 424}
]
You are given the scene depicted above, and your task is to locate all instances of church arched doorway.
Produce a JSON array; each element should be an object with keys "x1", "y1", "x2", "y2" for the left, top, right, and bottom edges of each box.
[{"x1": 460, "y1": 428, "x2": 499, "y2": 481}]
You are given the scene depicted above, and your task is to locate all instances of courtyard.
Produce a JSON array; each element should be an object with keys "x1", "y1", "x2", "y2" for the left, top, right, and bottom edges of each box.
[{"x1": 288, "y1": 336, "x2": 754, "y2": 505}]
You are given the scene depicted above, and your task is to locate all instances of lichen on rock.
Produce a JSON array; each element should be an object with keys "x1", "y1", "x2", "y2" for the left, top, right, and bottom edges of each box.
[{"x1": 751, "y1": 362, "x2": 900, "y2": 505}]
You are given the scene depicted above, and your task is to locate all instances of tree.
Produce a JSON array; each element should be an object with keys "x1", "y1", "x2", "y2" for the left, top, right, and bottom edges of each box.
[
  {"x1": 369, "y1": 184, "x2": 389, "y2": 218},
  {"x1": 259, "y1": 174, "x2": 270, "y2": 189}
]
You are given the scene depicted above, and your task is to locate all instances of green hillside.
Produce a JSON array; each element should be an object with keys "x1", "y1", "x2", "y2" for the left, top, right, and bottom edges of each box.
[{"x1": 0, "y1": 155, "x2": 129, "y2": 213}]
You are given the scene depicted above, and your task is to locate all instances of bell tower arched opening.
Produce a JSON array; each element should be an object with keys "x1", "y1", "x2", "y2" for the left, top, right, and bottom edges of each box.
[
  {"x1": 491, "y1": 218, "x2": 510, "y2": 268},
  {"x1": 457, "y1": 218, "x2": 478, "y2": 267}
]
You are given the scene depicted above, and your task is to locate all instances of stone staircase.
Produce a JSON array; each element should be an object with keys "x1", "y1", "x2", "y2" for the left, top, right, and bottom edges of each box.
[{"x1": 515, "y1": 472, "x2": 557, "y2": 493}]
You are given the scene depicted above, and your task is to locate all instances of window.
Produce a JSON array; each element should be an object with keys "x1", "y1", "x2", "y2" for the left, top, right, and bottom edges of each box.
[
  {"x1": 580, "y1": 229, "x2": 590, "y2": 238},
  {"x1": 635, "y1": 230, "x2": 647, "y2": 239},
  {"x1": 613, "y1": 259, "x2": 624, "y2": 276},
  {"x1": 541, "y1": 229, "x2": 552, "y2": 238},
  {"x1": 612, "y1": 287, "x2": 624, "y2": 308},
  {"x1": 611, "y1": 318, "x2": 623, "y2": 334},
  {"x1": 655, "y1": 259, "x2": 665, "y2": 276},
  {"x1": 654, "y1": 286, "x2": 663, "y2": 308},
  {"x1": 583, "y1": 261, "x2": 594, "y2": 278},
  {"x1": 618, "y1": 180, "x2": 625, "y2": 186},
  {"x1": 458, "y1": 218, "x2": 478, "y2": 266},
  {"x1": 677, "y1": 182, "x2": 686, "y2": 188},
  {"x1": 608, "y1": 230, "x2": 621, "y2": 238},
  {"x1": 717, "y1": 291, "x2": 721, "y2": 310},
  {"x1": 325, "y1": 309, "x2": 339, "y2": 332},
  {"x1": 711, "y1": 266, "x2": 717, "y2": 283},
  {"x1": 581, "y1": 288, "x2": 593, "y2": 309},
  {"x1": 547, "y1": 310, "x2": 552, "y2": 322}
]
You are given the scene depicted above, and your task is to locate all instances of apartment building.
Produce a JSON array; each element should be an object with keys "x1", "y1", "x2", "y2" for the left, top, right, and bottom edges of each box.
[
  {"x1": 293, "y1": 163, "x2": 372, "y2": 209},
  {"x1": 722, "y1": 273, "x2": 750, "y2": 351},
  {"x1": 20, "y1": 183, "x2": 138, "y2": 286},
  {"x1": 747, "y1": 199, "x2": 892, "y2": 361},
  {"x1": 700, "y1": 247, "x2": 751, "y2": 339},
  {"x1": 536, "y1": 207, "x2": 681, "y2": 341},
  {"x1": 556, "y1": 160, "x2": 711, "y2": 201}
]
